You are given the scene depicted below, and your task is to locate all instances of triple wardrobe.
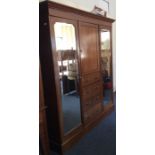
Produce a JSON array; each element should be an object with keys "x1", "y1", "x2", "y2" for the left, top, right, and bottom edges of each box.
[{"x1": 40, "y1": 1, "x2": 115, "y2": 154}]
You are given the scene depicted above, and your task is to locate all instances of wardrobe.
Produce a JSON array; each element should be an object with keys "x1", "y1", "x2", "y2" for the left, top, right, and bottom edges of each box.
[{"x1": 39, "y1": 1, "x2": 115, "y2": 154}]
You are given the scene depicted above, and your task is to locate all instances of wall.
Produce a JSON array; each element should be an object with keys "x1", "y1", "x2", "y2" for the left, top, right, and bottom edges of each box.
[
  {"x1": 40, "y1": 0, "x2": 103, "y2": 12},
  {"x1": 109, "y1": 0, "x2": 116, "y2": 92},
  {"x1": 39, "y1": 0, "x2": 116, "y2": 91}
]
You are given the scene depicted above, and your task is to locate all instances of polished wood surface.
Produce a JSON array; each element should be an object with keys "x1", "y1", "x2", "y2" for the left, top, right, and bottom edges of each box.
[
  {"x1": 40, "y1": 3, "x2": 64, "y2": 145},
  {"x1": 79, "y1": 21, "x2": 103, "y2": 125},
  {"x1": 81, "y1": 72, "x2": 101, "y2": 87},
  {"x1": 81, "y1": 81, "x2": 103, "y2": 109},
  {"x1": 39, "y1": 1, "x2": 115, "y2": 154},
  {"x1": 79, "y1": 22, "x2": 100, "y2": 75},
  {"x1": 47, "y1": 1, "x2": 114, "y2": 24},
  {"x1": 83, "y1": 103, "x2": 102, "y2": 122}
]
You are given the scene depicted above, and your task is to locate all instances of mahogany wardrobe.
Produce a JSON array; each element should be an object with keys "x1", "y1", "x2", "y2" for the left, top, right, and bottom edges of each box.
[{"x1": 39, "y1": 1, "x2": 115, "y2": 154}]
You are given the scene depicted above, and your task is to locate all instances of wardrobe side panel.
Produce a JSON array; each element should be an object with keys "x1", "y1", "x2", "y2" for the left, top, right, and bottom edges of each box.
[{"x1": 39, "y1": 2, "x2": 63, "y2": 144}]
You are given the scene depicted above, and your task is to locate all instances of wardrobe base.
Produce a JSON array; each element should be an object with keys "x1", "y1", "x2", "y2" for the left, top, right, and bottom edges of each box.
[{"x1": 49, "y1": 104, "x2": 114, "y2": 154}]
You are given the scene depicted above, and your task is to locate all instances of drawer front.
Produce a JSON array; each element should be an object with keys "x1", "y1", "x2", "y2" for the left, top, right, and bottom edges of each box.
[
  {"x1": 82, "y1": 93, "x2": 103, "y2": 111},
  {"x1": 81, "y1": 72, "x2": 101, "y2": 87},
  {"x1": 92, "y1": 93, "x2": 103, "y2": 105},
  {"x1": 81, "y1": 81, "x2": 102, "y2": 100},
  {"x1": 81, "y1": 85, "x2": 92, "y2": 100},
  {"x1": 83, "y1": 104, "x2": 102, "y2": 122},
  {"x1": 91, "y1": 82, "x2": 102, "y2": 97}
]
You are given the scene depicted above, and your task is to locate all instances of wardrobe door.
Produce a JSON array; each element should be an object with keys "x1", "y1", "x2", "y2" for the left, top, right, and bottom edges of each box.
[
  {"x1": 50, "y1": 17, "x2": 82, "y2": 135},
  {"x1": 79, "y1": 22, "x2": 103, "y2": 123},
  {"x1": 79, "y1": 22, "x2": 100, "y2": 75}
]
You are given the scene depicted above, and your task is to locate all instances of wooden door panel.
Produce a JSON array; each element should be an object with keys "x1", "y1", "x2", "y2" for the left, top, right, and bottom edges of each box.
[{"x1": 79, "y1": 22, "x2": 100, "y2": 75}]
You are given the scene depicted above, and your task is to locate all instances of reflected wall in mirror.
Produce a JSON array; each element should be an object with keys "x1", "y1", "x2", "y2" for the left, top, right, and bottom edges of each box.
[
  {"x1": 100, "y1": 29, "x2": 113, "y2": 106},
  {"x1": 54, "y1": 22, "x2": 81, "y2": 134}
]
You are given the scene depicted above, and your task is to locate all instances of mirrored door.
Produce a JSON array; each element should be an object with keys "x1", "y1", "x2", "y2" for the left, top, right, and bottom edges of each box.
[
  {"x1": 100, "y1": 28, "x2": 113, "y2": 106},
  {"x1": 52, "y1": 19, "x2": 82, "y2": 134}
]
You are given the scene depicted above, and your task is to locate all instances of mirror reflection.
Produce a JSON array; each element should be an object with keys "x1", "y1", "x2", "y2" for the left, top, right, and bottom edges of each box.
[
  {"x1": 100, "y1": 29, "x2": 113, "y2": 106},
  {"x1": 54, "y1": 22, "x2": 81, "y2": 134}
]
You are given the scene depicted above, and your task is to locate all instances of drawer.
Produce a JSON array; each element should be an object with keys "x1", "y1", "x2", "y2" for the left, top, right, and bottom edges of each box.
[
  {"x1": 83, "y1": 104, "x2": 102, "y2": 122},
  {"x1": 82, "y1": 98, "x2": 93, "y2": 110},
  {"x1": 81, "y1": 85, "x2": 92, "y2": 99},
  {"x1": 82, "y1": 93, "x2": 103, "y2": 111},
  {"x1": 81, "y1": 72, "x2": 101, "y2": 87},
  {"x1": 81, "y1": 81, "x2": 102, "y2": 100},
  {"x1": 92, "y1": 93, "x2": 103, "y2": 105},
  {"x1": 91, "y1": 82, "x2": 102, "y2": 96}
]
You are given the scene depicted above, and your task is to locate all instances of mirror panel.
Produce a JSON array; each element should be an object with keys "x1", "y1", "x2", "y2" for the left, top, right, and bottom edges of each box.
[
  {"x1": 54, "y1": 22, "x2": 81, "y2": 134},
  {"x1": 100, "y1": 29, "x2": 113, "y2": 106}
]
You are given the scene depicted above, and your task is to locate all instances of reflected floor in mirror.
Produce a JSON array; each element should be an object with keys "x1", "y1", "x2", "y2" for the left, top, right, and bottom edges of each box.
[
  {"x1": 62, "y1": 92, "x2": 81, "y2": 133},
  {"x1": 103, "y1": 89, "x2": 113, "y2": 106},
  {"x1": 50, "y1": 93, "x2": 116, "y2": 155}
]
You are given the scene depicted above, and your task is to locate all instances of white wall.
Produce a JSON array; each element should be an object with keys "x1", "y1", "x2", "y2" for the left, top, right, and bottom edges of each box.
[
  {"x1": 39, "y1": 0, "x2": 116, "y2": 91},
  {"x1": 109, "y1": 0, "x2": 116, "y2": 92},
  {"x1": 40, "y1": 0, "x2": 106, "y2": 12}
]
